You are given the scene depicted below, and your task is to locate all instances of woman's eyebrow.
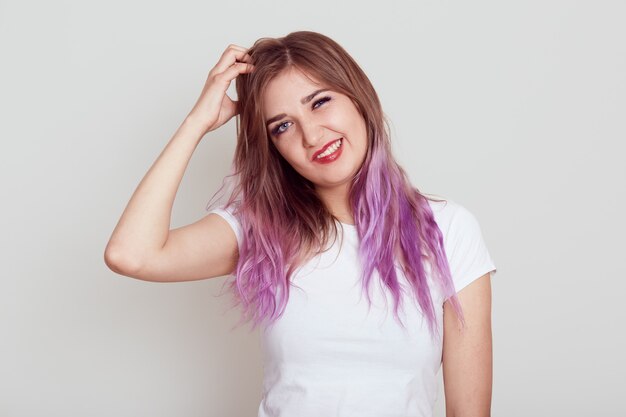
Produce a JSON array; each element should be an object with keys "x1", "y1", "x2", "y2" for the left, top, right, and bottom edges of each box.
[
  {"x1": 301, "y1": 88, "x2": 329, "y2": 105},
  {"x1": 265, "y1": 89, "x2": 330, "y2": 127}
]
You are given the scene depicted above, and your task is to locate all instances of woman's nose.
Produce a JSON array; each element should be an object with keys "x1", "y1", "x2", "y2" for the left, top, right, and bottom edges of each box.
[{"x1": 301, "y1": 121, "x2": 324, "y2": 148}]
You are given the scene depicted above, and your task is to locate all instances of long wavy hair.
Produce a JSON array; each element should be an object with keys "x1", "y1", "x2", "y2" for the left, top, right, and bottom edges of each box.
[{"x1": 208, "y1": 31, "x2": 465, "y2": 341}]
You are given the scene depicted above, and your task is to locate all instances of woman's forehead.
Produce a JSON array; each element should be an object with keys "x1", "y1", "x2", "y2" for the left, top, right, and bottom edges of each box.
[
  {"x1": 262, "y1": 69, "x2": 328, "y2": 115},
  {"x1": 265, "y1": 68, "x2": 324, "y2": 96}
]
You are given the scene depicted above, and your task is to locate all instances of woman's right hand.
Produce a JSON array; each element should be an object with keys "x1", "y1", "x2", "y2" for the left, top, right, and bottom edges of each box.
[{"x1": 186, "y1": 44, "x2": 255, "y2": 136}]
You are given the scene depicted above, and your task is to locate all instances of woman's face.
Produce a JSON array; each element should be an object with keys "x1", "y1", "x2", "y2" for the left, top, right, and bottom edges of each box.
[{"x1": 262, "y1": 67, "x2": 368, "y2": 194}]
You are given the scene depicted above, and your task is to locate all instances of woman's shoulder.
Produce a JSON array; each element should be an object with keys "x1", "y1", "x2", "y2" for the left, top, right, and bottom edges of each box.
[
  {"x1": 426, "y1": 195, "x2": 498, "y2": 296},
  {"x1": 206, "y1": 200, "x2": 243, "y2": 246}
]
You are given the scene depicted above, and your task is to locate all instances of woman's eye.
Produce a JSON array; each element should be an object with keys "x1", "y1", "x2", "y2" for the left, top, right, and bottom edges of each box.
[
  {"x1": 271, "y1": 97, "x2": 331, "y2": 137},
  {"x1": 313, "y1": 96, "x2": 331, "y2": 109},
  {"x1": 272, "y1": 121, "x2": 292, "y2": 136}
]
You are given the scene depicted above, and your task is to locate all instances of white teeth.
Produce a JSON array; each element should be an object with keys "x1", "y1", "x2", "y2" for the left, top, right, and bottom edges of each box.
[{"x1": 316, "y1": 139, "x2": 342, "y2": 159}]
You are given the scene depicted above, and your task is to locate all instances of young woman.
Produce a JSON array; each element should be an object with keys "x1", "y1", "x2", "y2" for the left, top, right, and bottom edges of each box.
[{"x1": 105, "y1": 31, "x2": 497, "y2": 417}]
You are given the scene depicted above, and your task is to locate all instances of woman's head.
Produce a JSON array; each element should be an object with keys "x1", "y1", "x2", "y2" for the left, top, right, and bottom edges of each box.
[{"x1": 234, "y1": 31, "x2": 389, "y2": 206}]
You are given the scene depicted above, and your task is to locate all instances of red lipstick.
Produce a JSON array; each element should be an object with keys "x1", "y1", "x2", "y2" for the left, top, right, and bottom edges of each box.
[{"x1": 311, "y1": 138, "x2": 343, "y2": 162}]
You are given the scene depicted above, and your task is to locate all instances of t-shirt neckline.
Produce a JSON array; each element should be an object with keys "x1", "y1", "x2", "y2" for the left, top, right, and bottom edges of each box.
[{"x1": 337, "y1": 220, "x2": 357, "y2": 230}]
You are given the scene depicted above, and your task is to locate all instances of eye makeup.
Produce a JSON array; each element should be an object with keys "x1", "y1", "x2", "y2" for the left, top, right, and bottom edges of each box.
[{"x1": 270, "y1": 96, "x2": 332, "y2": 137}]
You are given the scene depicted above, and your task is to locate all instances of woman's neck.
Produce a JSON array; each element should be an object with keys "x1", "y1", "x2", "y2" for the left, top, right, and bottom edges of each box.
[{"x1": 315, "y1": 183, "x2": 354, "y2": 225}]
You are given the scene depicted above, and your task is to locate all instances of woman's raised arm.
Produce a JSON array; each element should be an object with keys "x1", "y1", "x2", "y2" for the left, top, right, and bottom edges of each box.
[{"x1": 104, "y1": 44, "x2": 254, "y2": 282}]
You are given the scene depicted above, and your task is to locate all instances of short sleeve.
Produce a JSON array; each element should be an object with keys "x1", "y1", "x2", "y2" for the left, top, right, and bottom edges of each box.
[
  {"x1": 207, "y1": 206, "x2": 242, "y2": 251},
  {"x1": 443, "y1": 204, "x2": 497, "y2": 300}
]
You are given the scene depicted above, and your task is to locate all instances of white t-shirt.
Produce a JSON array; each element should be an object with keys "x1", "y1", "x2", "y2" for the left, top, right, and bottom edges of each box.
[{"x1": 209, "y1": 198, "x2": 497, "y2": 417}]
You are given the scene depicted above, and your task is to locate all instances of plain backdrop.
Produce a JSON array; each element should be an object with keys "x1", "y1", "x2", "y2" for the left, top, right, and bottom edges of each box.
[{"x1": 1, "y1": 0, "x2": 624, "y2": 416}]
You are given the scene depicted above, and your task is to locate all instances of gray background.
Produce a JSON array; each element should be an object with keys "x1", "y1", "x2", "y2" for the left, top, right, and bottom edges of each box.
[{"x1": 1, "y1": 0, "x2": 624, "y2": 416}]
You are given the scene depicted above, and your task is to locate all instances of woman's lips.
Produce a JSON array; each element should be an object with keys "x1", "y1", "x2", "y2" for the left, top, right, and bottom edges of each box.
[
  {"x1": 312, "y1": 138, "x2": 343, "y2": 164},
  {"x1": 311, "y1": 138, "x2": 343, "y2": 161}
]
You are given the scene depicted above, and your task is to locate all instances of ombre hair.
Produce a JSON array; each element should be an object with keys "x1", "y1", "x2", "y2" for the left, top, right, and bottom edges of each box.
[{"x1": 208, "y1": 31, "x2": 465, "y2": 341}]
